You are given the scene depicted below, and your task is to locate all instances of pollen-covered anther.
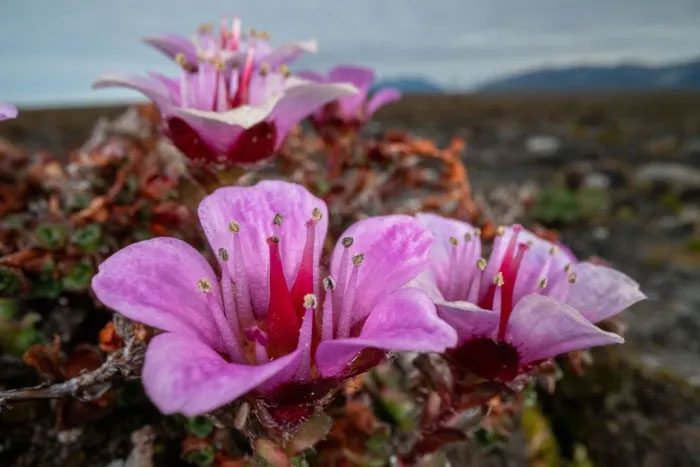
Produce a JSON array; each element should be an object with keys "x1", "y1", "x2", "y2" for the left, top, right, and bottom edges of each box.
[
  {"x1": 352, "y1": 253, "x2": 365, "y2": 266},
  {"x1": 476, "y1": 257, "x2": 487, "y2": 271},
  {"x1": 549, "y1": 245, "x2": 558, "y2": 255},
  {"x1": 228, "y1": 220, "x2": 241, "y2": 233},
  {"x1": 197, "y1": 278, "x2": 213, "y2": 293},
  {"x1": 538, "y1": 277, "x2": 548, "y2": 289},
  {"x1": 311, "y1": 207, "x2": 323, "y2": 221},
  {"x1": 303, "y1": 293, "x2": 317, "y2": 308},
  {"x1": 449, "y1": 236, "x2": 458, "y2": 246},
  {"x1": 198, "y1": 23, "x2": 213, "y2": 34},
  {"x1": 259, "y1": 63, "x2": 270, "y2": 76},
  {"x1": 278, "y1": 64, "x2": 291, "y2": 77},
  {"x1": 493, "y1": 272, "x2": 505, "y2": 287},
  {"x1": 474, "y1": 228, "x2": 482, "y2": 237},
  {"x1": 564, "y1": 263, "x2": 573, "y2": 273},
  {"x1": 175, "y1": 53, "x2": 195, "y2": 72},
  {"x1": 496, "y1": 226, "x2": 505, "y2": 236},
  {"x1": 323, "y1": 276, "x2": 336, "y2": 290},
  {"x1": 272, "y1": 213, "x2": 283, "y2": 226},
  {"x1": 342, "y1": 236, "x2": 354, "y2": 248},
  {"x1": 568, "y1": 272, "x2": 578, "y2": 283},
  {"x1": 218, "y1": 247, "x2": 229, "y2": 261},
  {"x1": 267, "y1": 235, "x2": 280, "y2": 245},
  {"x1": 464, "y1": 232, "x2": 472, "y2": 242}
]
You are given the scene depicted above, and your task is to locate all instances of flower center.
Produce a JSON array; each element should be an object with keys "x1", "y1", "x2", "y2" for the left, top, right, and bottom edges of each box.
[{"x1": 449, "y1": 337, "x2": 519, "y2": 381}]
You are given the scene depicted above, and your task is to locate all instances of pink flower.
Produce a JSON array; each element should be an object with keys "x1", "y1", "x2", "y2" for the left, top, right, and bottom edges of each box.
[
  {"x1": 92, "y1": 182, "x2": 456, "y2": 416},
  {"x1": 299, "y1": 65, "x2": 401, "y2": 133},
  {"x1": 0, "y1": 102, "x2": 17, "y2": 121},
  {"x1": 93, "y1": 21, "x2": 354, "y2": 167},
  {"x1": 415, "y1": 213, "x2": 645, "y2": 382}
]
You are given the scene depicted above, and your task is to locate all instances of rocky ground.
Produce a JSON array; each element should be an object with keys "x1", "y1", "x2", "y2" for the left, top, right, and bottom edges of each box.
[{"x1": 1, "y1": 93, "x2": 698, "y2": 466}]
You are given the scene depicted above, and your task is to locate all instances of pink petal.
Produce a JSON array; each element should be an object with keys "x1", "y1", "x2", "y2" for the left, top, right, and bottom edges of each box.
[
  {"x1": 296, "y1": 70, "x2": 324, "y2": 82},
  {"x1": 0, "y1": 102, "x2": 17, "y2": 121},
  {"x1": 315, "y1": 288, "x2": 456, "y2": 377},
  {"x1": 505, "y1": 294, "x2": 623, "y2": 364},
  {"x1": 142, "y1": 34, "x2": 198, "y2": 65},
  {"x1": 261, "y1": 39, "x2": 318, "y2": 68},
  {"x1": 330, "y1": 215, "x2": 433, "y2": 320},
  {"x1": 198, "y1": 181, "x2": 328, "y2": 316},
  {"x1": 143, "y1": 333, "x2": 301, "y2": 416},
  {"x1": 436, "y1": 301, "x2": 499, "y2": 344},
  {"x1": 269, "y1": 79, "x2": 357, "y2": 148},
  {"x1": 92, "y1": 237, "x2": 223, "y2": 350},
  {"x1": 92, "y1": 73, "x2": 173, "y2": 108},
  {"x1": 328, "y1": 65, "x2": 374, "y2": 119},
  {"x1": 566, "y1": 262, "x2": 645, "y2": 323},
  {"x1": 366, "y1": 87, "x2": 401, "y2": 117}
]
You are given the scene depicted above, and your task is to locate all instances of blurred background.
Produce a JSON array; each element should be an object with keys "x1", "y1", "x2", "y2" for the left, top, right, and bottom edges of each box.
[
  {"x1": 2, "y1": 0, "x2": 700, "y2": 106},
  {"x1": 1, "y1": 1, "x2": 699, "y2": 466}
]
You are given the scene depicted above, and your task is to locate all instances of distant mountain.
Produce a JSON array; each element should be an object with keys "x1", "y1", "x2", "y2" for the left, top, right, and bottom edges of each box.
[
  {"x1": 478, "y1": 57, "x2": 700, "y2": 92},
  {"x1": 373, "y1": 77, "x2": 443, "y2": 93}
]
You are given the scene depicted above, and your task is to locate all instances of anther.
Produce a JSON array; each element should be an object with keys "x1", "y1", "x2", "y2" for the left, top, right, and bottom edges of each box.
[
  {"x1": 228, "y1": 220, "x2": 240, "y2": 233},
  {"x1": 476, "y1": 258, "x2": 487, "y2": 271},
  {"x1": 311, "y1": 207, "x2": 323, "y2": 221},
  {"x1": 564, "y1": 263, "x2": 572, "y2": 273},
  {"x1": 538, "y1": 278, "x2": 548, "y2": 289},
  {"x1": 323, "y1": 276, "x2": 336, "y2": 290},
  {"x1": 197, "y1": 278, "x2": 213, "y2": 293},
  {"x1": 278, "y1": 64, "x2": 291, "y2": 77},
  {"x1": 342, "y1": 236, "x2": 354, "y2": 248},
  {"x1": 474, "y1": 228, "x2": 482, "y2": 237},
  {"x1": 272, "y1": 213, "x2": 283, "y2": 226},
  {"x1": 549, "y1": 245, "x2": 558, "y2": 255},
  {"x1": 303, "y1": 294, "x2": 317, "y2": 308},
  {"x1": 496, "y1": 226, "x2": 505, "y2": 236},
  {"x1": 267, "y1": 235, "x2": 280, "y2": 245},
  {"x1": 449, "y1": 236, "x2": 458, "y2": 246},
  {"x1": 568, "y1": 272, "x2": 577, "y2": 283},
  {"x1": 493, "y1": 272, "x2": 504, "y2": 287},
  {"x1": 464, "y1": 232, "x2": 472, "y2": 242},
  {"x1": 218, "y1": 247, "x2": 229, "y2": 261},
  {"x1": 352, "y1": 253, "x2": 365, "y2": 266},
  {"x1": 259, "y1": 63, "x2": 270, "y2": 76}
]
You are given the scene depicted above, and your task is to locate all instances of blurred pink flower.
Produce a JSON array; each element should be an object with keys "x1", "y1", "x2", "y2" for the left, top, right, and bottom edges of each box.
[
  {"x1": 0, "y1": 102, "x2": 17, "y2": 121},
  {"x1": 299, "y1": 65, "x2": 401, "y2": 133},
  {"x1": 93, "y1": 19, "x2": 354, "y2": 167},
  {"x1": 415, "y1": 213, "x2": 645, "y2": 382},
  {"x1": 92, "y1": 181, "x2": 455, "y2": 416}
]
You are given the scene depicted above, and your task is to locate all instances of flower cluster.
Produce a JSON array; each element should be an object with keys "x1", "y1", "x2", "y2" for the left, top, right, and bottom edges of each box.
[
  {"x1": 415, "y1": 213, "x2": 645, "y2": 381},
  {"x1": 92, "y1": 181, "x2": 456, "y2": 417},
  {"x1": 93, "y1": 19, "x2": 357, "y2": 167}
]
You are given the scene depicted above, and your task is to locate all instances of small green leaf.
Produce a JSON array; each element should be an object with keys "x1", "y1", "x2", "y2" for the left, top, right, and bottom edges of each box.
[
  {"x1": 62, "y1": 263, "x2": 94, "y2": 292},
  {"x1": 71, "y1": 224, "x2": 102, "y2": 252},
  {"x1": 185, "y1": 416, "x2": 214, "y2": 439},
  {"x1": 35, "y1": 224, "x2": 68, "y2": 250},
  {"x1": 182, "y1": 445, "x2": 215, "y2": 467}
]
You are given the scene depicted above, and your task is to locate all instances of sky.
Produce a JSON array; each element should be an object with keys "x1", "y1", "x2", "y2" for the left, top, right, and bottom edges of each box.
[{"x1": 2, "y1": 0, "x2": 699, "y2": 106}]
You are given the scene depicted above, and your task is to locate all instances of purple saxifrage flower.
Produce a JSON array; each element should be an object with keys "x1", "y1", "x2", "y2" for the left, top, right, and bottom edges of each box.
[
  {"x1": 92, "y1": 181, "x2": 456, "y2": 418},
  {"x1": 415, "y1": 213, "x2": 645, "y2": 382},
  {"x1": 93, "y1": 20, "x2": 355, "y2": 168},
  {"x1": 0, "y1": 102, "x2": 17, "y2": 121},
  {"x1": 299, "y1": 65, "x2": 401, "y2": 135}
]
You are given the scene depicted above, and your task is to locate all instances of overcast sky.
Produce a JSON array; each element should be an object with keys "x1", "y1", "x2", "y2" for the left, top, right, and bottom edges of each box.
[{"x1": 2, "y1": 0, "x2": 699, "y2": 106}]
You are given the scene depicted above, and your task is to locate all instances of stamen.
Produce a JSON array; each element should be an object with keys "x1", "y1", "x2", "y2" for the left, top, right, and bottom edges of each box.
[
  {"x1": 259, "y1": 63, "x2": 270, "y2": 77},
  {"x1": 265, "y1": 236, "x2": 299, "y2": 358},
  {"x1": 336, "y1": 254, "x2": 363, "y2": 338},
  {"x1": 466, "y1": 258, "x2": 487, "y2": 303},
  {"x1": 199, "y1": 276, "x2": 244, "y2": 362},
  {"x1": 229, "y1": 222, "x2": 254, "y2": 324},
  {"x1": 295, "y1": 294, "x2": 316, "y2": 380},
  {"x1": 480, "y1": 225, "x2": 522, "y2": 310},
  {"x1": 333, "y1": 236, "x2": 354, "y2": 321},
  {"x1": 272, "y1": 212, "x2": 283, "y2": 226},
  {"x1": 538, "y1": 278, "x2": 548, "y2": 289},
  {"x1": 218, "y1": 247, "x2": 229, "y2": 262},
  {"x1": 444, "y1": 236, "x2": 460, "y2": 300},
  {"x1": 321, "y1": 277, "x2": 335, "y2": 341}
]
